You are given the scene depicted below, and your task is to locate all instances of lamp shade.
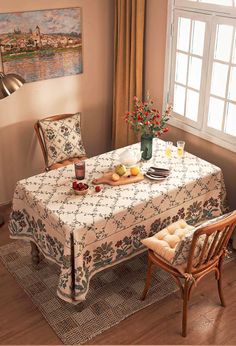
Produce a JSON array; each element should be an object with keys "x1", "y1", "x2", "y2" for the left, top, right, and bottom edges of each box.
[{"x1": 0, "y1": 72, "x2": 25, "y2": 100}]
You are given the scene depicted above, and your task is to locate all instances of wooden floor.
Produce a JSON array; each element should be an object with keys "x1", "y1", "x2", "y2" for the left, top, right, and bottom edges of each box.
[{"x1": 0, "y1": 204, "x2": 236, "y2": 345}]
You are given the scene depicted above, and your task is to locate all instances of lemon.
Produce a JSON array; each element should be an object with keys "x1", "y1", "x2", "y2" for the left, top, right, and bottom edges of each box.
[{"x1": 130, "y1": 166, "x2": 140, "y2": 176}]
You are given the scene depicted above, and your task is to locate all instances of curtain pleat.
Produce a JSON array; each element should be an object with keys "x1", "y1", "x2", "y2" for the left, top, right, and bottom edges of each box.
[{"x1": 112, "y1": 0, "x2": 146, "y2": 149}]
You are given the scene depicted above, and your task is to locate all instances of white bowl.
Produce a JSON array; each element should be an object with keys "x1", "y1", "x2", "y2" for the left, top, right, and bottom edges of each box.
[
  {"x1": 73, "y1": 188, "x2": 88, "y2": 196},
  {"x1": 72, "y1": 183, "x2": 89, "y2": 195}
]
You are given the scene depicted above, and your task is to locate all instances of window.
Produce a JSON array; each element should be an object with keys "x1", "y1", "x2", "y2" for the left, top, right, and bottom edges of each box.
[
  {"x1": 165, "y1": 0, "x2": 236, "y2": 151},
  {"x1": 184, "y1": 0, "x2": 234, "y2": 6},
  {"x1": 176, "y1": 0, "x2": 236, "y2": 12}
]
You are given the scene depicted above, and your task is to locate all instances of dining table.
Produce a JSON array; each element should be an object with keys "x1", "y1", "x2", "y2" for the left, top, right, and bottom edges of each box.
[{"x1": 9, "y1": 138, "x2": 227, "y2": 304}]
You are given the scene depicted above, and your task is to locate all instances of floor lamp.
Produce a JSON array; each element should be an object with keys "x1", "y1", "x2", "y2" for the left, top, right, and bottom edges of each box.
[{"x1": 0, "y1": 61, "x2": 25, "y2": 227}]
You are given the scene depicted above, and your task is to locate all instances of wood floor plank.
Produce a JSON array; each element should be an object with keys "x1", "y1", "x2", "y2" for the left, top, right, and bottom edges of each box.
[
  {"x1": 0, "y1": 204, "x2": 236, "y2": 345},
  {"x1": 0, "y1": 205, "x2": 61, "y2": 345}
]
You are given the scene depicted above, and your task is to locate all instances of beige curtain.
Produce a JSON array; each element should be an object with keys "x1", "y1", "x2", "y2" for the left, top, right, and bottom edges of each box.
[{"x1": 112, "y1": 0, "x2": 146, "y2": 149}]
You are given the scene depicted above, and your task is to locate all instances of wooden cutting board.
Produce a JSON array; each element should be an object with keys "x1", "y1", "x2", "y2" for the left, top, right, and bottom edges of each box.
[{"x1": 92, "y1": 170, "x2": 144, "y2": 186}]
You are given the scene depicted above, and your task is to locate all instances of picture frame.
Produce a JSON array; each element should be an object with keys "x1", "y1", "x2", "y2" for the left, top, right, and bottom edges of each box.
[{"x1": 0, "y1": 7, "x2": 83, "y2": 82}]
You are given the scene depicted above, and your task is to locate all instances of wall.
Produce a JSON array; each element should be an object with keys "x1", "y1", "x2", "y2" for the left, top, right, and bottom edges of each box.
[
  {"x1": 0, "y1": 0, "x2": 114, "y2": 204},
  {"x1": 145, "y1": 0, "x2": 236, "y2": 210}
]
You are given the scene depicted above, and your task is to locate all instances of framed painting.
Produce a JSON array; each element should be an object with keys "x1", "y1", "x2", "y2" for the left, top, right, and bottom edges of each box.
[{"x1": 0, "y1": 8, "x2": 83, "y2": 82}]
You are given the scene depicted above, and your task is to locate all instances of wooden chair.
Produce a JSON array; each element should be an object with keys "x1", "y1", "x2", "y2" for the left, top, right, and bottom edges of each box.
[
  {"x1": 34, "y1": 113, "x2": 87, "y2": 171},
  {"x1": 141, "y1": 211, "x2": 236, "y2": 337}
]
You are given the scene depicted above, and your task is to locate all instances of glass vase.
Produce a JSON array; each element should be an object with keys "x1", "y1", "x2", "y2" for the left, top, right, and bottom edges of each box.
[{"x1": 141, "y1": 134, "x2": 153, "y2": 160}]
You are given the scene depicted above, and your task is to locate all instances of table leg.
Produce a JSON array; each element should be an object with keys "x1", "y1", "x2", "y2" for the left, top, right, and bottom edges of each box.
[
  {"x1": 233, "y1": 232, "x2": 236, "y2": 250},
  {"x1": 30, "y1": 241, "x2": 40, "y2": 265},
  {"x1": 0, "y1": 214, "x2": 4, "y2": 227}
]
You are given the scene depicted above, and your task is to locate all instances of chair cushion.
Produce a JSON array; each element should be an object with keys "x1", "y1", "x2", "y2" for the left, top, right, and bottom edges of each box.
[
  {"x1": 39, "y1": 113, "x2": 86, "y2": 167},
  {"x1": 142, "y1": 220, "x2": 195, "y2": 264},
  {"x1": 49, "y1": 156, "x2": 88, "y2": 170},
  {"x1": 142, "y1": 213, "x2": 232, "y2": 267}
]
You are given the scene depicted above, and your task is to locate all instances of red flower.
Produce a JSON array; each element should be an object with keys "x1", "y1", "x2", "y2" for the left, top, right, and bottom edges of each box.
[{"x1": 124, "y1": 95, "x2": 172, "y2": 137}]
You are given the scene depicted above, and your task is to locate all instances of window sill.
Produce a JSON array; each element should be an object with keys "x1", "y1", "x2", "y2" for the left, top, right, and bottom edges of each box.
[{"x1": 169, "y1": 118, "x2": 236, "y2": 153}]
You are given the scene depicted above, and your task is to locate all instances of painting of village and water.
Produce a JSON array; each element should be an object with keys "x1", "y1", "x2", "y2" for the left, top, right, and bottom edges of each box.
[{"x1": 0, "y1": 8, "x2": 82, "y2": 82}]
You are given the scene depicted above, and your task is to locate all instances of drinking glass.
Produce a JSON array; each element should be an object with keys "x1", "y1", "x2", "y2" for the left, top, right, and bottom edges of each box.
[
  {"x1": 177, "y1": 141, "x2": 185, "y2": 157},
  {"x1": 165, "y1": 141, "x2": 173, "y2": 158},
  {"x1": 75, "y1": 161, "x2": 85, "y2": 180}
]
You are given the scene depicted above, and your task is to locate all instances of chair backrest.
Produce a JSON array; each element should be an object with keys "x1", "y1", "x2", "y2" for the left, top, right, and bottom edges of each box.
[
  {"x1": 34, "y1": 113, "x2": 83, "y2": 170},
  {"x1": 186, "y1": 211, "x2": 236, "y2": 274}
]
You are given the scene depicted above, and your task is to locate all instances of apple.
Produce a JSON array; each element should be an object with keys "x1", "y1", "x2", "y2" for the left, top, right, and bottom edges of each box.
[
  {"x1": 95, "y1": 186, "x2": 102, "y2": 193},
  {"x1": 72, "y1": 182, "x2": 88, "y2": 191},
  {"x1": 115, "y1": 164, "x2": 127, "y2": 176},
  {"x1": 73, "y1": 181, "x2": 78, "y2": 189}
]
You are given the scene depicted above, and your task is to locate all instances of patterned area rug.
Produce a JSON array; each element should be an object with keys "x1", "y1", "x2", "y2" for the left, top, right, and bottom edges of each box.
[
  {"x1": 0, "y1": 240, "x2": 178, "y2": 344},
  {"x1": 0, "y1": 240, "x2": 234, "y2": 344}
]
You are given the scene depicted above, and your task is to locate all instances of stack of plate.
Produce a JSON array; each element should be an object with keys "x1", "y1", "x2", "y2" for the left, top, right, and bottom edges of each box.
[{"x1": 145, "y1": 167, "x2": 170, "y2": 181}]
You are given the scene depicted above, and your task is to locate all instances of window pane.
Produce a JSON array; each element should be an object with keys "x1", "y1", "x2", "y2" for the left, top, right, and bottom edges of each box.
[
  {"x1": 232, "y1": 32, "x2": 236, "y2": 63},
  {"x1": 175, "y1": 53, "x2": 188, "y2": 85},
  {"x1": 190, "y1": 20, "x2": 205, "y2": 56},
  {"x1": 177, "y1": 17, "x2": 191, "y2": 52},
  {"x1": 187, "y1": 0, "x2": 233, "y2": 4},
  {"x1": 225, "y1": 102, "x2": 236, "y2": 136},
  {"x1": 215, "y1": 25, "x2": 233, "y2": 62},
  {"x1": 199, "y1": 0, "x2": 233, "y2": 5},
  {"x1": 186, "y1": 89, "x2": 199, "y2": 121},
  {"x1": 211, "y1": 62, "x2": 229, "y2": 98},
  {"x1": 173, "y1": 84, "x2": 186, "y2": 115},
  {"x1": 188, "y1": 57, "x2": 202, "y2": 90},
  {"x1": 207, "y1": 97, "x2": 225, "y2": 130},
  {"x1": 228, "y1": 67, "x2": 236, "y2": 101}
]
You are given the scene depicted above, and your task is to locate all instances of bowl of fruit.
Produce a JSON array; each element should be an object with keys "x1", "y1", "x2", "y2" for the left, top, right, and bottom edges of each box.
[{"x1": 72, "y1": 181, "x2": 89, "y2": 195}]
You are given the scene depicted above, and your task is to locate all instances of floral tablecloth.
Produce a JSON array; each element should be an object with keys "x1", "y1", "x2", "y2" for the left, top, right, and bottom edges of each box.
[{"x1": 9, "y1": 139, "x2": 227, "y2": 303}]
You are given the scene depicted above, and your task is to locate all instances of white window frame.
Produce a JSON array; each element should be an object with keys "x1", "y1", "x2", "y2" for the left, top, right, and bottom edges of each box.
[
  {"x1": 203, "y1": 16, "x2": 236, "y2": 145},
  {"x1": 176, "y1": 0, "x2": 236, "y2": 16},
  {"x1": 169, "y1": 10, "x2": 212, "y2": 129},
  {"x1": 163, "y1": 0, "x2": 236, "y2": 152}
]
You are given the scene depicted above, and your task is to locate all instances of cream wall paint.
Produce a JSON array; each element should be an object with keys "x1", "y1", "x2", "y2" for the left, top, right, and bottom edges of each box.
[
  {"x1": 145, "y1": 0, "x2": 236, "y2": 210},
  {"x1": 0, "y1": 0, "x2": 114, "y2": 204}
]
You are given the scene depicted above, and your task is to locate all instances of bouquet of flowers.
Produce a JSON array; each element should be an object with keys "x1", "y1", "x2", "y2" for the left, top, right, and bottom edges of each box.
[{"x1": 125, "y1": 95, "x2": 172, "y2": 137}]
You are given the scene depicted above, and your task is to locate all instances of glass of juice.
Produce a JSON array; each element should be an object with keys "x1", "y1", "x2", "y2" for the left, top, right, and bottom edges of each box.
[
  {"x1": 165, "y1": 141, "x2": 173, "y2": 158},
  {"x1": 177, "y1": 141, "x2": 185, "y2": 157}
]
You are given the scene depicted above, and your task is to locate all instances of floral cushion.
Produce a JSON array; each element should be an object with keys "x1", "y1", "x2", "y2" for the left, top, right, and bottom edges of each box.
[
  {"x1": 39, "y1": 113, "x2": 86, "y2": 167},
  {"x1": 142, "y1": 213, "x2": 233, "y2": 267}
]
